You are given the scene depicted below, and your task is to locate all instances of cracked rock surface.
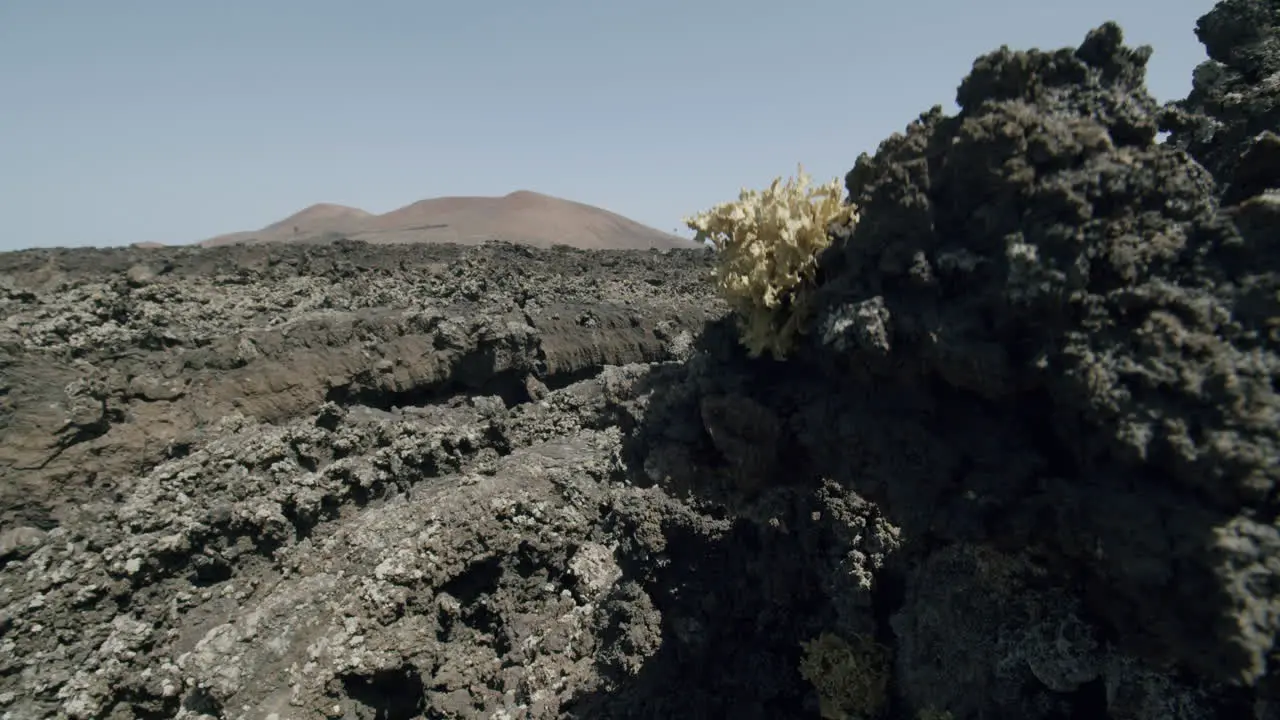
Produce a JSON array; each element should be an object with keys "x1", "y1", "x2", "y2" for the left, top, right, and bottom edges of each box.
[
  {"x1": 0, "y1": 240, "x2": 745, "y2": 718},
  {"x1": 0, "y1": 241, "x2": 718, "y2": 532},
  {"x1": 3, "y1": 3, "x2": 1280, "y2": 719}
]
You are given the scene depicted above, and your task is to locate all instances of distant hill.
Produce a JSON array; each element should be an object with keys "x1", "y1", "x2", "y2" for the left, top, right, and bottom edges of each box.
[{"x1": 199, "y1": 191, "x2": 697, "y2": 250}]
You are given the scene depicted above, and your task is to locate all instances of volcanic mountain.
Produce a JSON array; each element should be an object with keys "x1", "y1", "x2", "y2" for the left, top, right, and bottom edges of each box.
[{"x1": 199, "y1": 191, "x2": 697, "y2": 250}]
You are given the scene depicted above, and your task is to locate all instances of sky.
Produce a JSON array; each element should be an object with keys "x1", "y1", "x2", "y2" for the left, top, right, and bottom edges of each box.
[{"x1": 1, "y1": 0, "x2": 1215, "y2": 251}]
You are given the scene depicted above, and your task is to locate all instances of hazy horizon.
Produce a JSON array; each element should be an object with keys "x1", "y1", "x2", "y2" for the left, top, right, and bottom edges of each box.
[{"x1": 1, "y1": 0, "x2": 1214, "y2": 251}]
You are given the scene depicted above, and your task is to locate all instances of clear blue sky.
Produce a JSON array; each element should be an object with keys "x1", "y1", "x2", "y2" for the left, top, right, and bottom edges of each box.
[{"x1": 0, "y1": 0, "x2": 1213, "y2": 250}]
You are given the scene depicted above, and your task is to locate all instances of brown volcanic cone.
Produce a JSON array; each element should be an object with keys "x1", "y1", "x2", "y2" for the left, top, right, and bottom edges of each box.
[{"x1": 200, "y1": 191, "x2": 695, "y2": 250}]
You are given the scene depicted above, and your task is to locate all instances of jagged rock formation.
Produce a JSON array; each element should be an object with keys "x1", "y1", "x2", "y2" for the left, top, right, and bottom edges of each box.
[
  {"x1": 1161, "y1": 0, "x2": 1280, "y2": 197},
  {"x1": 1, "y1": 3, "x2": 1278, "y2": 719},
  {"x1": 0, "y1": 241, "x2": 718, "y2": 533},
  {"x1": 805, "y1": 17, "x2": 1278, "y2": 690}
]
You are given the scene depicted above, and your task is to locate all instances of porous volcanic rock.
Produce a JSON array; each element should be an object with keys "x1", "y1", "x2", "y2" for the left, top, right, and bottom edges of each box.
[
  {"x1": 0, "y1": 239, "x2": 743, "y2": 719},
  {"x1": 632, "y1": 10, "x2": 1278, "y2": 720},
  {"x1": 1161, "y1": 0, "x2": 1280, "y2": 197},
  {"x1": 0, "y1": 241, "x2": 718, "y2": 532},
  {"x1": 2, "y1": 4, "x2": 1279, "y2": 720}
]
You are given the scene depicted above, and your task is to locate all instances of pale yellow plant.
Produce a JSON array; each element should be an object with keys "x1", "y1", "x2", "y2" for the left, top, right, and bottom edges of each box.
[{"x1": 685, "y1": 166, "x2": 857, "y2": 359}]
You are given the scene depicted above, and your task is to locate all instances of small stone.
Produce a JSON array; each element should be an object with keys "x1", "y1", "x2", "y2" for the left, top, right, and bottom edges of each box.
[{"x1": 0, "y1": 526, "x2": 47, "y2": 562}]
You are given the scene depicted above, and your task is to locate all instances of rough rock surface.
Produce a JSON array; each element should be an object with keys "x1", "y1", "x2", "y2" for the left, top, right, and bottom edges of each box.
[
  {"x1": 2, "y1": 4, "x2": 1279, "y2": 719},
  {"x1": 1161, "y1": 0, "x2": 1280, "y2": 198},
  {"x1": 0, "y1": 241, "x2": 717, "y2": 532},
  {"x1": 807, "y1": 16, "x2": 1280, "y2": 688}
]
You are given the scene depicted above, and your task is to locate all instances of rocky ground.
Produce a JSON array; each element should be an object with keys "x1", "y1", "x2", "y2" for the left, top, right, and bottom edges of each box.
[{"x1": 2, "y1": 1, "x2": 1279, "y2": 718}]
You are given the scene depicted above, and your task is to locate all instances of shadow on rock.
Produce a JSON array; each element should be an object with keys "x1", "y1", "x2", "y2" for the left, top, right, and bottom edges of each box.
[
  {"x1": 1, "y1": 5, "x2": 1277, "y2": 720},
  {"x1": 577, "y1": 12, "x2": 1278, "y2": 720},
  {"x1": 561, "y1": 322, "x2": 905, "y2": 718}
]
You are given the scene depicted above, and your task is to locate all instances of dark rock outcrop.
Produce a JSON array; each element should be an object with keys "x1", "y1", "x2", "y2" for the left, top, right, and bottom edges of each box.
[
  {"x1": 1161, "y1": 0, "x2": 1280, "y2": 194},
  {"x1": 811, "y1": 18, "x2": 1278, "y2": 686},
  {"x1": 2, "y1": 4, "x2": 1278, "y2": 719},
  {"x1": 632, "y1": 10, "x2": 1278, "y2": 720}
]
